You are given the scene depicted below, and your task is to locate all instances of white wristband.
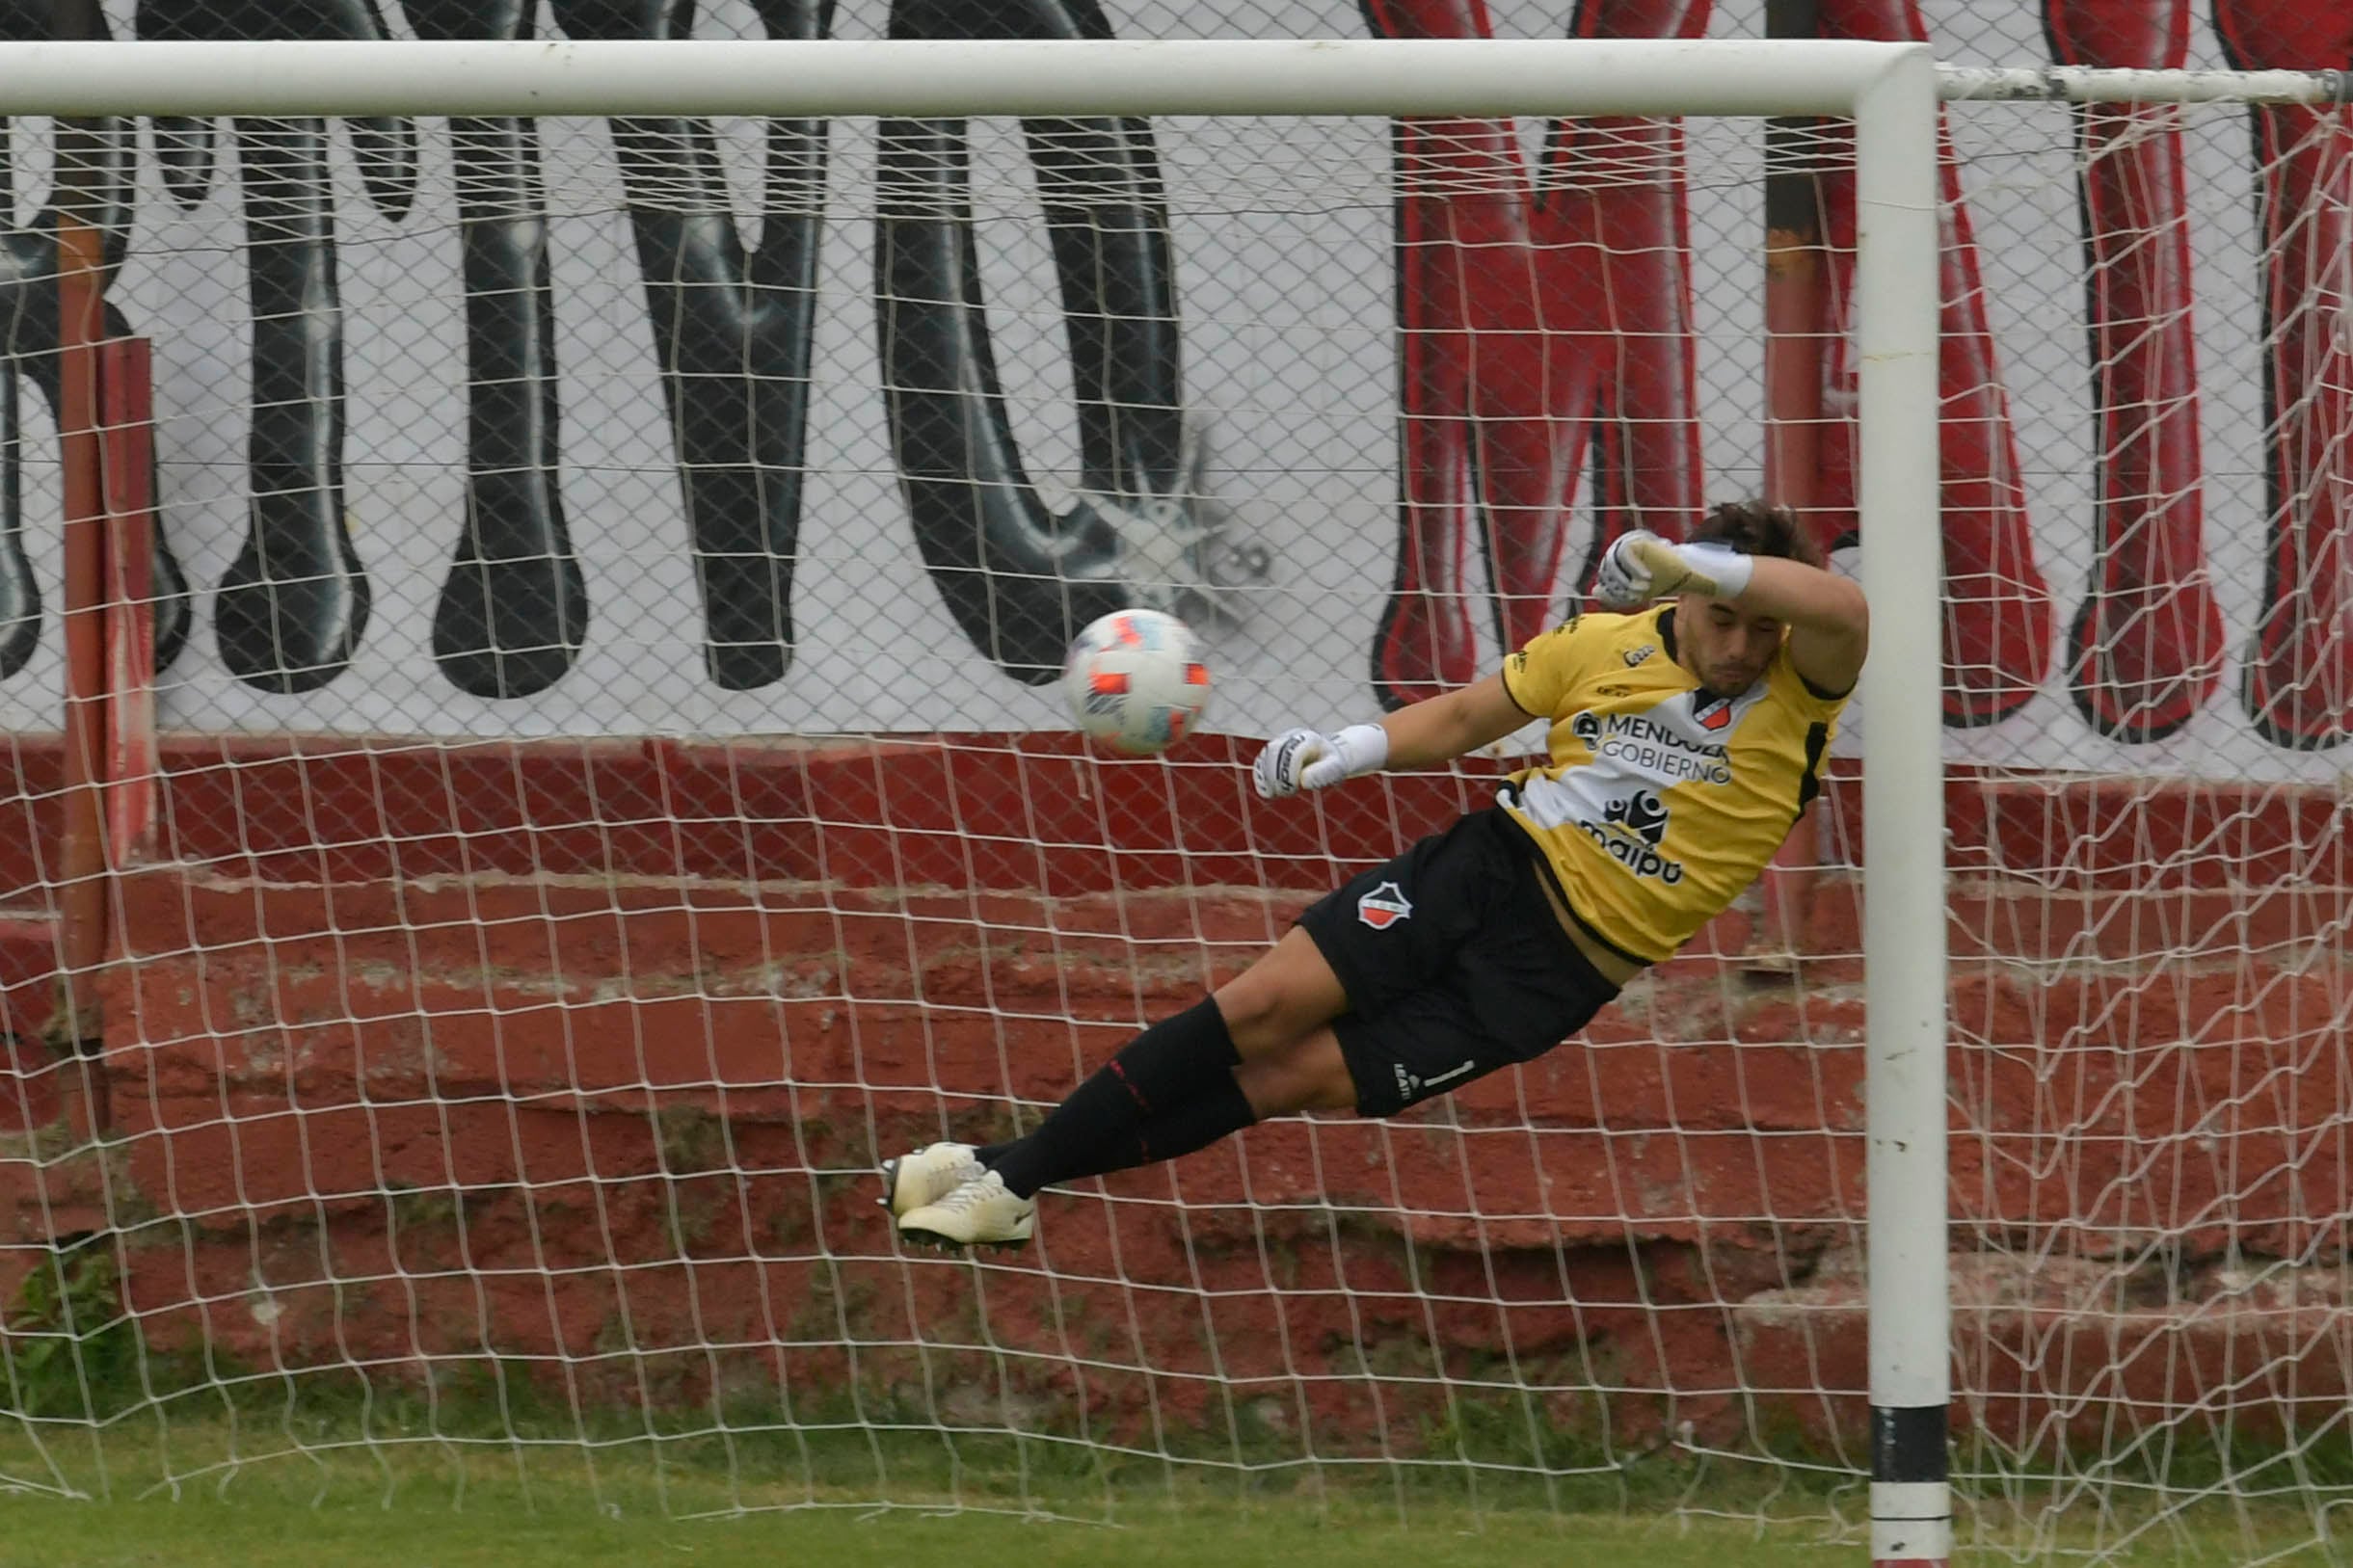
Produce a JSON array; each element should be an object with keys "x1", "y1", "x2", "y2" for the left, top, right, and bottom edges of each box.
[
  {"x1": 1676, "y1": 542, "x2": 1755, "y2": 599},
  {"x1": 1330, "y1": 722, "x2": 1390, "y2": 777}
]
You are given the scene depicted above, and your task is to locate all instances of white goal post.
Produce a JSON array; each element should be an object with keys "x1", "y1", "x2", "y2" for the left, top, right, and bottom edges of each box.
[{"x1": 0, "y1": 35, "x2": 2342, "y2": 1567}]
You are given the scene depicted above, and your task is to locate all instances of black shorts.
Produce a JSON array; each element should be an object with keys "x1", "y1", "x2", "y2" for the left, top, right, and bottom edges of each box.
[{"x1": 1295, "y1": 807, "x2": 1621, "y2": 1118}]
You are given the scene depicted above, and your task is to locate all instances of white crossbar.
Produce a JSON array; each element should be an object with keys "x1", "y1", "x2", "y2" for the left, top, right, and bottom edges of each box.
[{"x1": 0, "y1": 38, "x2": 1920, "y2": 119}]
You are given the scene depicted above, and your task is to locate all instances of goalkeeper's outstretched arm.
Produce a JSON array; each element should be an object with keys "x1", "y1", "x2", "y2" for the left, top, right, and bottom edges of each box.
[
  {"x1": 1377, "y1": 674, "x2": 1533, "y2": 767},
  {"x1": 1252, "y1": 674, "x2": 1531, "y2": 798}
]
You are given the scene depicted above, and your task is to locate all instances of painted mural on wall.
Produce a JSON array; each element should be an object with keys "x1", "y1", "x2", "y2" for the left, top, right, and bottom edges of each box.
[{"x1": 0, "y1": 0, "x2": 2342, "y2": 776}]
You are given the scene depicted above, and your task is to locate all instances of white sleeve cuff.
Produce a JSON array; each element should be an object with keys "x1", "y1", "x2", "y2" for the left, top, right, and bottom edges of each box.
[{"x1": 1331, "y1": 722, "x2": 1390, "y2": 777}]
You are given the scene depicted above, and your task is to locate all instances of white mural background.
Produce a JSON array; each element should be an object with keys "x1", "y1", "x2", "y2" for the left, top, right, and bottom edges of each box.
[{"x1": 0, "y1": 0, "x2": 2338, "y2": 785}]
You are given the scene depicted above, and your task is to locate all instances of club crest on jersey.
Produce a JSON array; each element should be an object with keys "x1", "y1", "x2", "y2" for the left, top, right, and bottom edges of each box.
[
  {"x1": 1357, "y1": 881, "x2": 1413, "y2": 930},
  {"x1": 1622, "y1": 645, "x2": 1655, "y2": 668},
  {"x1": 1695, "y1": 695, "x2": 1735, "y2": 731}
]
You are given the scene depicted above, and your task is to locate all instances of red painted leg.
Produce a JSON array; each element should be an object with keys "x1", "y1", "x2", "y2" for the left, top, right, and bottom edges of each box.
[
  {"x1": 2050, "y1": 0, "x2": 2225, "y2": 741},
  {"x1": 1543, "y1": 0, "x2": 1710, "y2": 619},
  {"x1": 1365, "y1": 0, "x2": 1557, "y2": 703},
  {"x1": 1376, "y1": 149, "x2": 1482, "y2": 708},
  {"x1": 2214, "y1": 0, "x2": 2353, "y2": 749},
  {"x1": 2237, "y1": 105, "x2": 2353, "y2": 750},
  {"x1": 1577, "y1": 114, "x2": 1706, "y2": 560},
  {"x1": 1454, "y1": 117, "x2": 1593, "y2": 656},
  {"x1": 1813, "y1": 0, "x2": 2055, "y2": 728}
]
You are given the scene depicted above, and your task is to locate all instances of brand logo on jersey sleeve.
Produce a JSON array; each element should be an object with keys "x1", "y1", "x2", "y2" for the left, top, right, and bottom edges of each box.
[
  {"x1": 1622, "y1": 644, "x2": 1655, "y2": 667},
  {"x1": 1357, "y1": 881, "x2": 1413, "y2": 930}
]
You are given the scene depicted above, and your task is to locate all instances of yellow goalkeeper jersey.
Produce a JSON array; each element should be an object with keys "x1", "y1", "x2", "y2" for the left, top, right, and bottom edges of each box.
[{"x1": 1497, "y1": 606, "x2": 1846, "y2": 966}]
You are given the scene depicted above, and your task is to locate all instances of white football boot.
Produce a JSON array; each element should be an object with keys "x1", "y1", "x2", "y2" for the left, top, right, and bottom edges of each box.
[
  {"x1": 878, "y1": 1141, "x2": 984, "y2": 1219},
  {"x1": 896, "y1": 1170, "x2": 1036, "y2": 1252}
]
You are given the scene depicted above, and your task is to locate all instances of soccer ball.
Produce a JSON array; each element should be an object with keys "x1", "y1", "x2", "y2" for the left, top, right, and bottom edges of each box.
[{"x1": 1061, "y1": 609, "x2": 1212, "y2": 756}]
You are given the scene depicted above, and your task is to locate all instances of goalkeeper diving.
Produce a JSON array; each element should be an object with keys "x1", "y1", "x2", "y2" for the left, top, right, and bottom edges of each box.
[{"x1": 883, "y1": 501, "x2": 1868, "y2": 1249}]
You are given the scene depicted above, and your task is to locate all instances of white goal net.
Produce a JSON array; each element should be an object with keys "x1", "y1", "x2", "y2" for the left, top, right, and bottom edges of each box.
[{"x1": 0, "y1": 13, "x2": 2342, "y2": 1567}]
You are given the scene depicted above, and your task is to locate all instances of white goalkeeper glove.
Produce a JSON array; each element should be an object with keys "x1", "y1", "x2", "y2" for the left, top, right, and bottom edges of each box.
[
  {"x1": 1594, "y1": 529, "x2": 1755, "y2": 609},
  {"x1": 1251, "y1": 723, "x2": 1390, "y2": 799}
]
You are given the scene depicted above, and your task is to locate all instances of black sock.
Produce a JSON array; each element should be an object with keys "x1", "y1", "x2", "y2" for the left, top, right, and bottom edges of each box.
[
  {"x1": 985, "y1": 997, "x2": 1246, "y2": 1198},
  {"x1": 1129, "y1": 1072, "x2": 1257, "y2": 1167},
  {"x1": 992, "y1": 1069, "x2": 1260, "y2": 1193}
]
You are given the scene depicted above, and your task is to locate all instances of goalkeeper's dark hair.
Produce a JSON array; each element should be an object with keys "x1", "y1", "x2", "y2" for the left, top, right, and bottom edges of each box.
[{"x1": 1688, "y1": 500, "x2": 1825, "y2": 570}]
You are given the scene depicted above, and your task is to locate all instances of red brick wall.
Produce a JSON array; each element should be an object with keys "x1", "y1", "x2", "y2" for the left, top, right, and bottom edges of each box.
[{"x1": 0, "y1": 733, "x2": 2345, "y2": 1453}]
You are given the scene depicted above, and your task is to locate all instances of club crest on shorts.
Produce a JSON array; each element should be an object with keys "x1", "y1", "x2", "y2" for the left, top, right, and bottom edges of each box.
[{"x1": 1357, "y1": 881, "x2": 1413, "y2": 930}]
